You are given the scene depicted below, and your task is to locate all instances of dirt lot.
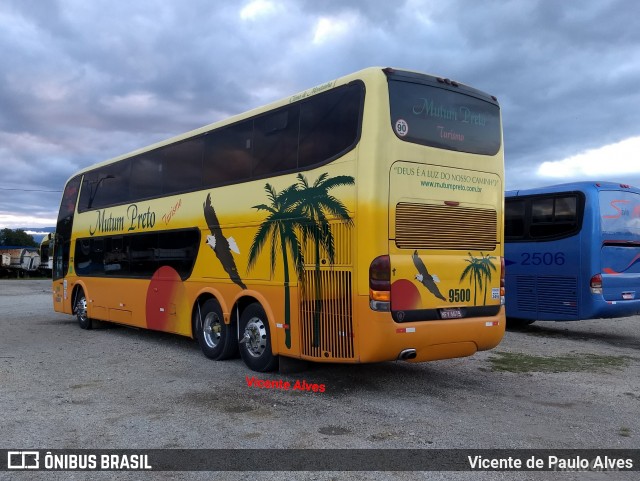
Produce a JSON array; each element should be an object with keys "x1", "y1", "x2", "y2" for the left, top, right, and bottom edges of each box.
[{"x1": 0, "y1": 279, "x2": 638, "y2": 480}]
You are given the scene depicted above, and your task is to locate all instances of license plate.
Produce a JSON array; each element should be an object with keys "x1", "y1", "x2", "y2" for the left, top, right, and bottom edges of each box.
[
  {"x1": 440, "y1": 308, "x2": 462, "y2": 319},
  {"x1": 622, "y1": 291, "x2": 635, "y2": 300}
]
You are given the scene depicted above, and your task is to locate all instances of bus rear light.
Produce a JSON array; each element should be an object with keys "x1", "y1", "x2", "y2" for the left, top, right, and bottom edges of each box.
[
  {"x1": 500, "y1": 257, "x2": 505, "y2": 304},
  {"x1": 590, "y1": 273, "x2": 603, "y2": 294},
  {"x1": 370, "y1": 289, "x2": 391, "y2": 302},
  {"x1": 369, "y1": 255, "x2": 391, "y2": 311}
]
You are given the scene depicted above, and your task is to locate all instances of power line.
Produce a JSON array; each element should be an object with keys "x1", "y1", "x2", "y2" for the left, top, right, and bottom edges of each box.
[{"x1": 0, "y1": 187, "x2": 62, "y2": 192}]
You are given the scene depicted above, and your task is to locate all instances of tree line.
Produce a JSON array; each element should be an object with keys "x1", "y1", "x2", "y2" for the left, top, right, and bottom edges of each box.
[{"x1": 0, "y1": 228, "x2": 38, "y2": 247}]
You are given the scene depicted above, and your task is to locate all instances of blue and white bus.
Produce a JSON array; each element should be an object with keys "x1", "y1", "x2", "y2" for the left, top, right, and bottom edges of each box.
[{"x1": 505, "y1": 181, "x2": 640, "y2": 324}]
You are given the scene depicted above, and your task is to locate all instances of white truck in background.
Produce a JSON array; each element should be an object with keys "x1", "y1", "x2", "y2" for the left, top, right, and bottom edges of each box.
[{"x1": 0, "y1": 248, "x2": 41, "y2": 277}]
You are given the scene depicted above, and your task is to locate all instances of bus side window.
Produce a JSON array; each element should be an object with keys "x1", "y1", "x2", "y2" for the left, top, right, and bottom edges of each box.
[
  {"x1": 104, "y1": 236, "x2": 128, "y2": 275},
  {"x1": 252, "y1": 106, "x2": 299, "y2": 176},
  {"x1": 505, "y1": 200, "x2": 525, "y2": 239},
  {"x1": 79, "y1": 162, "x2": 131, "y2": 210},
  {"x1": 130, "y1": 155, "x2": 162, "y2": 200},
  {"x1": 555, "y1": 196, "x2": 577, "y2": 222},
  {"x1": 156, "y1": 230, "x2": 199, "y2": 279},
  {"x1": 204, "y1": 122, "x2": 253, "y2": 186},
  {"x1": 129, "y1": 234, "x2": 158, "y2": 278},
  {"x1": 299, "y1": 83, "x2": 362, "y2": 168},
  {"x1": 162, "y1": 138, "x2": 205, "y2": 195},
  {"x1": 530, "y1": 195, "x2": 578, "y2": 238}
]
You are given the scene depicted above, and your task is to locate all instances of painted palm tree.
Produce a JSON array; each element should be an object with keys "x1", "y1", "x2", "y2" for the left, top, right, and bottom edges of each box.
[
  {"x1": 460, "y1": 253, "x2": 497, "y2": 306},
  {"x1": 247, "y1": 183, "x2": 305, "y2": 349},
  {"x1": 292, "y1": 173, "x2": 354, "y2": 346},
  {"x1": 460, "y1": 253, "x2": 483, "y2": 306},
  {"x1": 479, "y1": 253, "x2": 497, "y2": 305}
]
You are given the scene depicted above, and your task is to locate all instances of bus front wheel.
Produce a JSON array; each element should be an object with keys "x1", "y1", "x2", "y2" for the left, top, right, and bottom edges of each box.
[
  {"x1": 196, "y1": 299, "x2": 238, "y2": 361},
  {"x1": 75, "y1": 289, "x2": 93, "y2": 330},
  {"x1": 238, "y1": 303, "x2": 278, "y2": 372}
]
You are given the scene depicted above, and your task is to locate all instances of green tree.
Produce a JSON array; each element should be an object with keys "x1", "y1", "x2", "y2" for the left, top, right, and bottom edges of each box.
[
  {"x1": 247, "y1": 184, "x2": 305, "y2": 349},
  {"x1": 293, "y1": 173, "x2": 354, "y2": 346},
  {"x1": 0, "y1": 228, "x2": 37, "y2": 247}
]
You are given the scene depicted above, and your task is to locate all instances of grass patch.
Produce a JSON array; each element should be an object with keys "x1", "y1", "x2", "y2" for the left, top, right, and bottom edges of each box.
[
  {"x1": 488, "y1": 351, "x2": 630, "y2": 373},
  {"x1": 618, "y1": 427, "x2": 631, "y2": 437}
]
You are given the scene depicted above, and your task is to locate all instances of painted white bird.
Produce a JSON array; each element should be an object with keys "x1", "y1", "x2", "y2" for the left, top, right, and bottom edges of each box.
[
  {"x1": 203, "y1": 193, "x2": 246, "y2": 289},
  {"x1": 412, "y1": 250, "x2": 446, "y2": 301}
]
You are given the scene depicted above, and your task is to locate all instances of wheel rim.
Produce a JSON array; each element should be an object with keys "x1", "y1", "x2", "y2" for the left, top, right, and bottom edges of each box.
[
  {"x1": 243, "y1": 316, "x2": 268, "y2": 358},
  {"x1": 203, "y1": 312, "x2": 222, "y2": 349},
  {"x1": 76, "y1": 296, "x2": 87, "y2": 323}
]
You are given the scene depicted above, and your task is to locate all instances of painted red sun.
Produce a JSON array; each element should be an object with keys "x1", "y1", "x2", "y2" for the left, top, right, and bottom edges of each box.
[
  {"x1": 391, "y1": 279, "x2": 421, "y2": 310},
  {"x1": 146, "y1": 265, "x2": 183, "y2": 331}
]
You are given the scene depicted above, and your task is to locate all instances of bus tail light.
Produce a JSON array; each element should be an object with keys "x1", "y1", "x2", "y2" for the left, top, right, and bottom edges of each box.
[
  {"x1": 500, "y1": 256, "x2": 505, "y2": 304},
  {"x1": 369, "y1": 255, "x2": 391, "y2": 311},
  {"x1": 590, "y1": 274, "x2": 603, "y2": 294}
]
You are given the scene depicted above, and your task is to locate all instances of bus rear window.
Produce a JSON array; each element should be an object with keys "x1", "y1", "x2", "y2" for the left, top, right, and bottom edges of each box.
[
  {"x1": 388, "y1": 80, "x2": 501, "y2": 155},
  {"x1": 599, "y1": 191, "x2": 640, "y2": 236}
]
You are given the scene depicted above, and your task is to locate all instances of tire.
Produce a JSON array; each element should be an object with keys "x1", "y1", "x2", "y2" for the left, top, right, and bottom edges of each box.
[
  {"x1": 196, "y1": 299, "x2": 238, "y2": 360},
  {"x1": 506, "y1": 317, "x2": 535, "y2": 329},
  {"x1": 238, "y1": 303, "x2": 278, "y2": 372},
  {"x1": 74, "y1": 289, "x2": 93, "y2": 330}
]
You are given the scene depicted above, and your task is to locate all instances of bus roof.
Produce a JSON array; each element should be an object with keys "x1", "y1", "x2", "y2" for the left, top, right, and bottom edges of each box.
[{"x1": 506, "y1": 181, "x2": 640, "y2": 198}]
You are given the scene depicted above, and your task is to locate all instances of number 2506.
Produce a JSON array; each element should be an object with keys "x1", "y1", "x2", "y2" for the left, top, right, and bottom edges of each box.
[{"x1": 521, "y1": 252, "x2": 565, "y2": 265}]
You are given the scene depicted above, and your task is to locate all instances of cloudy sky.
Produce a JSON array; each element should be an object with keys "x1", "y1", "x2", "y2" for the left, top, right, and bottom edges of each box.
[{"x1": 1, "y1": 0, "x2": 640, "y2": 231}]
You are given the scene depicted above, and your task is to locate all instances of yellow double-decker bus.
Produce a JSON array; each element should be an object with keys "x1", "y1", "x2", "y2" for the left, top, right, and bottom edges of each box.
[{"x1": 53, "y1": 67, "x2": 505, "y2": 372}]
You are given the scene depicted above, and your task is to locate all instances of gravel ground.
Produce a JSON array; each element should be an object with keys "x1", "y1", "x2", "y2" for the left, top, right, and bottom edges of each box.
[{"x1": 0, "y1": 279, "x2": 638, "y2": 480}]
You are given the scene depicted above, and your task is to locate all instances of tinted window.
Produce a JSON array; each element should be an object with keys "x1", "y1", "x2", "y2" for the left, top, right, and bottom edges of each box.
[
  {"x1": 79, "y1": 161, "x2": 131, "y2": 211},
  {"x1": 75, "y1": 237, "x2": 108, "y2": 275},
  {"x1": 204, "y1": 121, "x2": 253, "y2": 185},
  {"x1": 75, "y1": 229, "x2": 199, "y2": 280},
  {"x1": 529, "y1": 195, "x2": 578, "y2": 238},
  {"x1": 506, "y1": 193, "x2": 583, "y2": 242},
  {"x1": 77, "y1": 82, "x2": 363, "y2": 207},
  {"x1": 253, "y1": 106, "x2": 299, "y2": 176},
  {"x1": 129, "y1": 234, "x2": 157, "y2": 277},
  {"x1": 555, "y1": 196, "x2": 577, "y2": 222},
  {"x1": 531, "y1": 198, "x2": 554, "y2": 223},
  {"x1": 162, "y1": 138, "x2": 204, "y2": 195},
  {"x1": 54, "y1": 175, "x2": 81, "y2": 280},
  {"x1": 130, "y1": 154, "x2": 162, "y2": 199},
  {"x1": 157, "y1": 229, "x2": 199, "y2": 274},
  {"x1": 505, "y1": 199, "x2": 525, "y2": 239},
  {"x1": 299, "y1": 83, "x2": 362, "y2": 167},
  {"x1": 389, "y1": 79, "x2": 501, "y2": 155}
]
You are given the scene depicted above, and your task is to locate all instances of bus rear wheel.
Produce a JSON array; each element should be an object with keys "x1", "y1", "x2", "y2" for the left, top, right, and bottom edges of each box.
[
  {"x1": 506, "y1": 317, "x2": 535, "y2": 329},
  {"x1": 239, "y1": 303, "x2": 278, "y2": 372},
  {"x1": 196, "y1": 299, "x2": 238, "y2": 360}
]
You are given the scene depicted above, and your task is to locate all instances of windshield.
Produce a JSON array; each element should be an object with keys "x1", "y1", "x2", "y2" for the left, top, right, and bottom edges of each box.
[{"x1": 388, "y1": 79, "x2": 501, "y2": 155}]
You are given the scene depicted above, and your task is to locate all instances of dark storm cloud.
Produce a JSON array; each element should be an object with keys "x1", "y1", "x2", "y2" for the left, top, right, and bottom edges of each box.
[{"x1": 1, "y1": 0, "x2": 640, "y2": 228}]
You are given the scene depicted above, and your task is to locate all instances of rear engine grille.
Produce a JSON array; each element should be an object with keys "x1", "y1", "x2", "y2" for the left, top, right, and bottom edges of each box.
[
  {"x1": 299, "y1": 270, "x2": 354, "y2": 360},
  {"x1": 395, "y1": 202, "x2": 497, "y2": 250},
  {"x1": 537, "y1": 276, "x2": 578, "y2": 316},
  {"x1": 516, "y1": 275, "x2": 578, "y2": 316},
  {"x1": 516, "y1": 276, "x2": 537, "y2": 312}
]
